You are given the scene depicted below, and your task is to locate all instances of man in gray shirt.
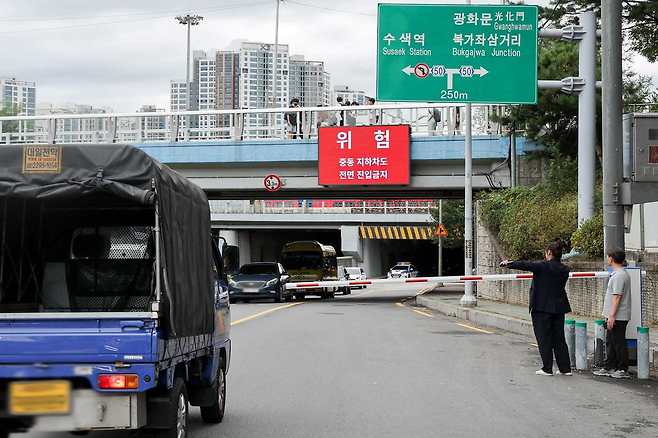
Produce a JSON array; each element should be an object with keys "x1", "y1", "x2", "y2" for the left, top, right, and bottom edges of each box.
[{"x1": 594, "y1": 249, "x2": 632, "y2": 379}]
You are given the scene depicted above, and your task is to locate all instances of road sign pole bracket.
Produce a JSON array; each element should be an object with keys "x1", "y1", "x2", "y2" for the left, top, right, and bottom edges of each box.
[{"x1": 539, "y1": 25, "x2": 586, "y2": 41}]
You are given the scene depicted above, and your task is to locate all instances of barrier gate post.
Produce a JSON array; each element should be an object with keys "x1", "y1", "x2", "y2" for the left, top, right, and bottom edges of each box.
[
  {"x1": 594, "y1": 319, "x2": 606, "y2": 368},
  {"x1": 565, "y1": 319, "x2": 576, "y2": 368},
  {"x1": 575, "y1": 321, "x2": 588, "y2": 370}
]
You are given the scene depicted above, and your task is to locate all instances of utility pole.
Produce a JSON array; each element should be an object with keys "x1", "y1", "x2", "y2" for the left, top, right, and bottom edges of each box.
[
  {"x1": 601, "y1": 0, "x2": 625, "y2": 253},
  {"x1": 460, "y1": 0, "x2": 476, "y2": 307},
  {"x1": 175, "y1": 14, "x2": 203, "y2": 139}
]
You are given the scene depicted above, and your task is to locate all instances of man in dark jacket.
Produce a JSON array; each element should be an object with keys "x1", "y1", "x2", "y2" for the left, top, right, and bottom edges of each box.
[{"x1": 500, "y1": 241, "x2": 572, "y2": 376}]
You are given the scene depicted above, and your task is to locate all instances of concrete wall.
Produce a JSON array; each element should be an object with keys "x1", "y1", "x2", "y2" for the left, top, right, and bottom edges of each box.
[
  {"x1": 475, "y1": 206, "x2": 658, "y2": 325},
  {"x1": 363, "y1": 239, "x2": 384, "y2": 278}
]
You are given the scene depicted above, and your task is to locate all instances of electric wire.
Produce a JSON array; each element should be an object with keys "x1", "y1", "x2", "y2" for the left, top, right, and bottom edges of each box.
[
  {"x1": 0, "y1": 1, "x2": 269, "y2": 34},
  {"x1": 285, "y1": 0, "x2": 375, "y2": 17}
]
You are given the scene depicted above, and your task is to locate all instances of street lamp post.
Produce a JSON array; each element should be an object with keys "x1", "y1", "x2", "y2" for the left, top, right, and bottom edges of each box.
[
  {"x1": 271, "y1": 0, "x2": 282, "y2": 136},
  {"x1": 175, "y1": 14, "x2": 204, "y2": 140}
]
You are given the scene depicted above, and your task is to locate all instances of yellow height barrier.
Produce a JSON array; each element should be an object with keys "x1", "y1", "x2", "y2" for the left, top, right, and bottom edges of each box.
[{"x1": 359, "y1": 225, "x2": 435, "y2": 240}]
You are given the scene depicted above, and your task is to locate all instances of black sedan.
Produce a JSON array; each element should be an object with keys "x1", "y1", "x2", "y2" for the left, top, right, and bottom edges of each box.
[{"x1": 228, "y1": 262, "x2": 290, "y2": 303}]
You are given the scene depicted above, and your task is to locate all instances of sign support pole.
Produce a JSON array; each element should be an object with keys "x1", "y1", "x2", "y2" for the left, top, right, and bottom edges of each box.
[
  {"x1": 601, "y1": 0, "x2": 625, "y2": 253},
  {"x1": 460, "y1": 0, "x2": 476, "y2": 307},
  {"x1": 461, "y1": 102, "x2": 476, "y2": 307},
  {"x1": 577, "y1": 11, "x2": 597, "y2": 225},
  {"x1": 438, "y1": 199, "x2": 443, "y2": 276}
]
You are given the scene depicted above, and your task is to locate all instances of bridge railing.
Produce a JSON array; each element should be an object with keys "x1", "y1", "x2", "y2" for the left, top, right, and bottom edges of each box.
[
  {"x1": 209, "y1": 200, "x2": 433, "y2": 215},
  {"x1": 0, "y1": 103, "x2": 503, "y2": 145}
]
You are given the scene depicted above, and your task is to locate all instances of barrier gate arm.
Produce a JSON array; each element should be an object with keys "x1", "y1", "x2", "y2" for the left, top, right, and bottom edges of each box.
[{"x1": 284, "y1": 271, "x2": 611, "y2": 290}]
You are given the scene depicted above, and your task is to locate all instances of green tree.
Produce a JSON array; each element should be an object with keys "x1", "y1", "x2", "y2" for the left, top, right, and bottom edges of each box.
[
  {"x1": 430, "y1": 200, "x2": 464, "y2": 249},
  {"x1": 0, "y1": 106, "x2": 19, "y2": 133},
  {"x1": 542, "y1": 1, "x2": 658, "y2": 62},
  {"x1": 497, "y1": 1, "x2": 658, "y2": 161}
]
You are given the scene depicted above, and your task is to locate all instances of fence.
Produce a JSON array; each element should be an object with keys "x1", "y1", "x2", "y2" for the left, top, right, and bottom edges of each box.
[
  {"x1": 0, "y1": 103, "x2": 504, "y2": 145},
  {"x1": 209, "y1": 199, "x2": 434, "y2": 215}
]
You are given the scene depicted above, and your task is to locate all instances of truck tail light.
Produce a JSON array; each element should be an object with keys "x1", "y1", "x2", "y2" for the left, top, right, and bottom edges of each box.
[{"x1": 98, "y1": 374, "x2": 139, "y2": 389}]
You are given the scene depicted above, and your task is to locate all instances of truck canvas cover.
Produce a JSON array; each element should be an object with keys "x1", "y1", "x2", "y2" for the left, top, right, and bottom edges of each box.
[{"x1": 0, "y1": 144, "x2": 214, "y2": 338}]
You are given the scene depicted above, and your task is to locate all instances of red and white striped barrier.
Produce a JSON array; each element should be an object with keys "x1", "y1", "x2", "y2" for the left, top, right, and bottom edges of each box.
[{"x1": 284, "y1": 271, "x2": 610, "y2": 290}]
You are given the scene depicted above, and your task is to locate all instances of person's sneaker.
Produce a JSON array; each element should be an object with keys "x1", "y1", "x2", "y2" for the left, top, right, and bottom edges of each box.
[
  {"x1": 610, "y1": 370, "x2": 632, "y2": 379},
  {"x1": 556, "y1": 370, "x2": 573, "y2": 376},
  {"x1": 593, "y1": 368, "x2": 612, "y2": 377},
  {"x1": 535, "y1": 369, "x2": 553, "y2": 376}
]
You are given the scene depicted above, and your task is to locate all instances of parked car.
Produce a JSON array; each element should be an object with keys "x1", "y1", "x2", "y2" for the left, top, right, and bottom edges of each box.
[
  {"x1": 343, "y1": 266, "x2": 367, "y2": 290},
  {"x1": 387, "y1": 263, "x2": 419, "y2": 279},
  {"x1": 229, "y1": 262, "x2": 290, "y2": 303}
]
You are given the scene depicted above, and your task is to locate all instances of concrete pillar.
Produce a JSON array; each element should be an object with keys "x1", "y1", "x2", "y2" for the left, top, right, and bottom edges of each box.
[
  {"x1": 237, "y1": 230, "x2": 251, "y2": 266},
  {"x1": 218, "y1": 230, "x2": 239, "y2": 246},
  {"x1": 340, "y1": 226, "x2": 362, "y2": 262},
  {"x1": 362, "y1": 239, "x2": 383, "y2": 278}
]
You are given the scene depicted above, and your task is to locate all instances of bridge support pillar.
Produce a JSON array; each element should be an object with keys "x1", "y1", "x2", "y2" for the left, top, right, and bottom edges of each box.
[
  {"x1": 237, "y1": 230, "x2": 252, "y2": 266},
  {"x1": 340, "y1": 226, "x2": 362, "y2": 263}
]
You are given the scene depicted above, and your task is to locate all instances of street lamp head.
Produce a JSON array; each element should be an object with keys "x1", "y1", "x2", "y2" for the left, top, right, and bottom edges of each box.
[{"x1": 175, "y1": 14, "x2": 204, "y2": 25}]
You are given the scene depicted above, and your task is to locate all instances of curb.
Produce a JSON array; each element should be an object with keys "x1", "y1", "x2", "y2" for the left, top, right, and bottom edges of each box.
[
  {"x1": 415, "y1": 295, "x2": 658, "y2": 356},
  {"x1": 415, "y1": 295, "x2": 535, "y2": 338}
]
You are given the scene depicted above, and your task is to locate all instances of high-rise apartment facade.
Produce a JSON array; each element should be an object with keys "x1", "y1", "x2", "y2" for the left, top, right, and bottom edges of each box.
[
  {"x1": 215, "y1": 51, "x2": 240, "y2": 129},
  {"x1": 170, "y1": 81, "x2": 188, "y2": 111},
  {"x1": 192, "y1": 50, "x2": 217, "y2": 134},
  {"x1": 239, "y1": 42, "x2": 289, "y2": 137},
  {"x1": 289, "y1": 55, "x2": 330, "y2": 107},
  {"x1": 334, "y1": 85, "x2": 367, "y2": 105},
  {"x1": 0, "y1": 78, "x2": 36, "y2": 115}
]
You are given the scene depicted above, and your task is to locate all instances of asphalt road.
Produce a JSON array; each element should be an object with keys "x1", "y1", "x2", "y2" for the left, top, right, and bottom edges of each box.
[{"x1": 19, "y1": 285, "x2": 658, "y2": 438}]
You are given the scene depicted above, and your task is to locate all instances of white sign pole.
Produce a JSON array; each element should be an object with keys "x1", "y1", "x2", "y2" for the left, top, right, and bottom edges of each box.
[{"x1": 461, "y1": 0, "x2": 476, "y2": 307}]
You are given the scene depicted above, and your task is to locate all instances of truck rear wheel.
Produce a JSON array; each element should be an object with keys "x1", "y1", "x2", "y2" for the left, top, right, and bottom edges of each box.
[
  {"x1": 156, "y1": 378, "x2": 188, "y2": 438},
  {"x1": 201, "y1": 359, "x2": 227, "y2": 423}
]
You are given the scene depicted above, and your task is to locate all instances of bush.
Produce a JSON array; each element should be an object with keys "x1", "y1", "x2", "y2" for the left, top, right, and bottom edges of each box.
[
  {"x1": 479, "y1": 185, "x2": 578, "y2": 259},
  {"x1": 571, "y1": 213, "x2": 604, "y2": 258}
]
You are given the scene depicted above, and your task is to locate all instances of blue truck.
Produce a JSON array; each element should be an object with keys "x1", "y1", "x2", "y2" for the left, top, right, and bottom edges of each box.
[{"x1": 0, "y1": 144, "x2": 231, "y2": 437}]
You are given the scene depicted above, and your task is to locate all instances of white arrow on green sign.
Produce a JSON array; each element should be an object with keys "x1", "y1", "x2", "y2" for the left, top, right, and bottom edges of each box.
[{"x1": 377, "y1": 4, "x2": 538, "y2": 104}]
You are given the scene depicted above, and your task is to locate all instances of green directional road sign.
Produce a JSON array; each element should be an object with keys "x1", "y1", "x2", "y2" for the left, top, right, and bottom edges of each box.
[{"x1": 376, "y1": 4, "x2": 538, "y2": 104}]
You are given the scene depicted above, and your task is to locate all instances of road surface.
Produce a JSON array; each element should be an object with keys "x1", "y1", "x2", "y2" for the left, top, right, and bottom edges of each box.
[{"x1": 20, "y1": 285, "x2": 658, "y2": 438}]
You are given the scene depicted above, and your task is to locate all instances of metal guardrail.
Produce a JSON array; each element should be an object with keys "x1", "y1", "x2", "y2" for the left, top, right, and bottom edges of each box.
[
  {"x1": 0, "y1": 103, "x2": 503, "y2": 145},
  {"x1": 209, "y1": 200, "x2": 433, "y2": 215}
]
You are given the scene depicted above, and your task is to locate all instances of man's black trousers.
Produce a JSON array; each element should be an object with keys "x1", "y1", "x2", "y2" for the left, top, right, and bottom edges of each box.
[
  {"x1": 604, "y1": 319, "x2": 629, "y2": 372},
  {"x1": 531, "y1": 311, "x2": 571, "y2": 374}
]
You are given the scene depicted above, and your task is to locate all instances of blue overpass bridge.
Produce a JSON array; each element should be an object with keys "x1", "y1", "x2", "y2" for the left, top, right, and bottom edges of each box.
[
  {"x1": 0, "y1": 104, "x2": 541, "y2": 199},
  {"x1": 136, "y1": 134, "x2": 539, "y2": 199}
]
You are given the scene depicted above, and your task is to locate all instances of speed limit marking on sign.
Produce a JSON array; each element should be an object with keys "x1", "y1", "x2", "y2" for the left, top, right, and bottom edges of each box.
[{"x1": 263, "y1": 174, "x2": 282, "y2": 192}]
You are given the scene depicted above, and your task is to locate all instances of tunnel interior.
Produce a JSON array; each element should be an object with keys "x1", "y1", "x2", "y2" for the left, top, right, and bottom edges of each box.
[{"x1": 219, "y1": 227, "x2": 464, "y2": 279}]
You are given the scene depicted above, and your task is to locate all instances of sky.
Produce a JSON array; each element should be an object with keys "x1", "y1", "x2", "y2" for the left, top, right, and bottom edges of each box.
[{"x1": 2, "y1": 0, "x2": 656, "y2": 113}]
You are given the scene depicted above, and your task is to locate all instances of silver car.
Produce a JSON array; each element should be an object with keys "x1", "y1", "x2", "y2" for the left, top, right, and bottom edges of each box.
[{"x1": 387, "y1": 263, "x2": 419, "y2": 279}]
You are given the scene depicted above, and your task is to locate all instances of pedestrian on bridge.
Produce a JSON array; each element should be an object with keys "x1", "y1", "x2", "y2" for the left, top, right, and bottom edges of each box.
[
  {"x1": 286, "y1": 98, "x2": 301, "y2": 139},
  {"x1": 500, "y1": 241, "x2": 572, "y2": 376}
]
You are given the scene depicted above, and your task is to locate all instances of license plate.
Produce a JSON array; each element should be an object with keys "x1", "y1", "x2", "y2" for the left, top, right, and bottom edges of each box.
[
  {"x1": 243, "y1": 288, "x2": 259, "y2": 293},
  {"x1": 9, "y1": 380, "x2": 71, "y2": 415}
]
